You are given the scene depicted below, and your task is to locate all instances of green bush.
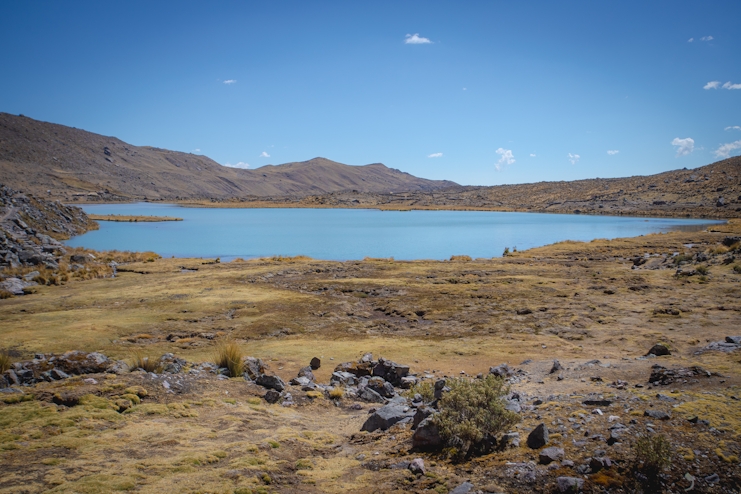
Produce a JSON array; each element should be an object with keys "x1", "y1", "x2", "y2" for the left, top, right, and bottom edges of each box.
[
  {"x1": 634, "y1": 433, "x2": 672, "y2": 477},
  {"x1": 433, "y1": 375, "x2": 520, "y2": 460},
  {"x1": 407, "y1": 380, "x2": 435, "y2": 403}
]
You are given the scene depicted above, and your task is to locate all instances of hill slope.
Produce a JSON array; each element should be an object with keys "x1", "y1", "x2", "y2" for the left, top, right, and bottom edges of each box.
[{"x1": 0, "y1": 113, "x2": 456, "y2": 201}]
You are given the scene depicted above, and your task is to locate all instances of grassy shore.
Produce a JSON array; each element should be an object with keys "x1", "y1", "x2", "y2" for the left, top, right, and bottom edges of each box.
[{"x1": 88, "y1": 214, "x2": 183, "y2": 222}]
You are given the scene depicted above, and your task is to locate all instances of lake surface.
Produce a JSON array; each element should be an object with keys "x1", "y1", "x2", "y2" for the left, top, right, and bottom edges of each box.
[{"x1": 66, "y1": 203, "x2": 723, "y2": 261}]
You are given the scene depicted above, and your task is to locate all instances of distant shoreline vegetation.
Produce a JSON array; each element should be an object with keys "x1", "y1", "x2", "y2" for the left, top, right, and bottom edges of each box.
[{"x1": 87, "y1": 214, "x2": 182, "y2": 222}]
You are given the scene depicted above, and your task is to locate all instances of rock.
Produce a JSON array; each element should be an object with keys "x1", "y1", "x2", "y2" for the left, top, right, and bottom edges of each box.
[
  {"x1": 255, "y1": 374, "x2": 286, "y2": 392},
  {"x1": 412, "y1": 416, "x2": 442, "y2": 450},
  {"x1": 489, "y1": 363, "x2": 513, "y2": 378},
  {"x1": 108, "y1": 360, "x2": 130, "y2": 375},
  {"x1": 358, "y1": 387, "x2": 386, "y2": 404},
  {"x1": 366, "y1": 376, "x2": 395, "y2": 398},
  {"x1": 644, "y1": 410, "x2": 671, "y2": 420},
  {"x1": 704, "y1": 473, "x2": 720, "y2": 484},
  {"x1": 539, "y1": 447, "x2": 564, "y2": 464},
  {"x1": 408, "y1": 458, "x2": 425, "y2": 475},
  {"x1": 504, "y1": 399, "x2": 521, "y2": 413},
  {"x1": 550, "y1": 360, "x2": 563, "y2": 374},
  {"x1": 289, "y1": 376, "x2": 312, "y2": 387},
  {"x1": 472, "y1": 433, "x2": 497, "y2": 455},
  {"x1": 527, "y1": 423, "x2": 549, "y2": 449},
  {"x1": 361, "y1": 404, "x2": 413, "y2": 432},
  {"x1": 647, "y1": 344, "x2": 671, "y2": 356},
  {"x1": 159, "y1": 353, "x2": 186, "y2": 373},
  {"x1": 371, "y1": 358, "x2": 410, "y2": 386},
  {"x1": 725, "y1": 336, "x2": 741, "y2": 345},
  {"x1": 264, "y1": 389, "x2": 281, "y2": 404},
  {"x1": 49, "y1": 368, "x2": 69, "y2": 380},
  {"x1": 400, "y1": 375, "x2": 418, "y2": 389},
  {"x1": 433, "y1": 379, "x2": 447, "y2": 400},
  {"x1": 70, "y1": 254, "x2": 88, "y2": 264},
  {"x1": 556, "y1": 477, "x2": 584, "y2": 493},
  {"x1": 55, "y1": 351, "x2": 110, "y2": 375},
  {"x1": 582, "y1": 399, "x2": 612, "y2": 407},
  {"x1": 297, "y1": 366, "x2": 315, "y2": 381},
  {"x1": 330, "y1": 371, "x2": 357, "y2": 386},
  {"x1": 607, "y1": 429, "x2": 623, "y2": 446},
  {"x1": 243, "y1": 357, "x2": 266, "y2": 381},
  {"x1": 310, "y1": 357, "x2": 321, "y2": 370},
  {"x1": 589, "y1": 457, "x2": 612, "y2": 472},
  {"x1": 500, "y1": 432, "x2": 520, "y2": 449},
  {"x1": 0, "y1": 277, "x2": 36, "y2": 295},
  {"x1": 412, "y1": 406, "x2": 436, "y2": 429},
  {"x1": 335, "y1": 361, "x2": 373, "y2": 378},
  {"x1": 450, "y1": 482, "x2": 474, "y2": 494}
]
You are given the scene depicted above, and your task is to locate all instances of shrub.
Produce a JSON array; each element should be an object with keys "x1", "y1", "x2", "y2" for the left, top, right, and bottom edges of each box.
[
  {"x1": 733, "y1": 264, "x2": 741, "y2": 274},
  {"x1": 673, "y1": 253, "x2": 692, "y2": 265},
  {"x1": 502, "y1": 247, "x2": 510, "y2": 256},
  {"x1": 130, "y1": 351, "x2": 161, "y2": 373},
  {"x1": 433, "y1": 375, "x2": 520, "y2": 460},
  {"x1": 0, "y1": 290, "x2": 13, "y2": 299},
  {"x1": 634, "y1": 433, "x2": 672, "y2": 477},
  {"x1": 0, "y1": 350, "x2": 11, "y2": 372},
  {"x1": 696, "y1": 265, "x2": 709, "y2": 275},
  {"x1": 328, "y1": 387, "x2": 344, "y2": 399},
  {"x1": 214, "y1": 340, "x2": 243, "y2": 377},
  {"x1": 407, "y1": 380, "x2": 435, "y2": 403}
]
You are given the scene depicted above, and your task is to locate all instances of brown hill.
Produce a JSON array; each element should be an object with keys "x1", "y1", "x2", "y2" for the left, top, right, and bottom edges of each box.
[
  {"x1": 230, "y1": 157, "x2": 741, "y2": 218},
  {"x1": 0, "y1": 113, "x2": 456, "y2": 201}
]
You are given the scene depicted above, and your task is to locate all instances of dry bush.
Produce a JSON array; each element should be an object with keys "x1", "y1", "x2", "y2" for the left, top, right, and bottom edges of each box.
[
  {"x1": 634, "y1": 433, "x2": 672, "y2": 478},
  {"x1": 214, "y1": 340, "x2": 243, "y2": 377},
  {"x1": 328, "y1": 387, "x2": 344, "y2": 399},
  {"x1": 449, "y1": 255, "x2": 472, "y2": 262},
  {"x1": 0, "y1": 290, "x2": 13, "y2": 299},
  {"x1": 733, "y1": 264, "x2": 741, "y2": 274},
  {"x1": 269, "y1": 255, "x2": 312, "y2": 263},
  {"x1": 131, "y1": 351, "x2": 161, "y2": 373},
  {"x1": 0, "y1": 350, "x2": 11, "y2": 372},
  {"x1": 433, "y1": 375, "x2": 520, "y2": 461}
]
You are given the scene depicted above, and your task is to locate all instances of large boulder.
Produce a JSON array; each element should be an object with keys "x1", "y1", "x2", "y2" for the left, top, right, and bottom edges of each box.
[
  {"x1": 330, "y1": 371, "x2": 357, "y2": 386},
  {"x1": 255, "y1": 374, "x2": 286, "y2": 392},
  {"x1": 243, "y1": 357, "x2": 266, "y2": 381},
  {"x1": 539, "y1": 447, "x2": 564, "y2": 464},
  {"x1": 371, "y1": 358, "x2": 410, "y2": 386},
  {"x1": 55, "y1": 351, "x2": 110, "y2": 375},
  {"x1": 412, "y1": 416, "x2": 443, "y2": 450},
  {"x1": 366, "y1": 376, "x2": 395, "y2": 398},
  {"x1": 334, "y1": 361, "x2": 373, "y2": 377},
  {"x1": 526, "y1": 423, "x2": 549, "y2": 449},
  {"x1": 361, "y1": 404, "x2": 414, "y2": 432},
  {"x1": 489, "y1": 363, "x2": 513, "y2": 378}
]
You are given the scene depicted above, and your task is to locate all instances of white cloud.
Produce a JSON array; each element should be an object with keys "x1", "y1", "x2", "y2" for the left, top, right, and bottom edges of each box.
[
  {"x1": 688, "y1": 38, "x2": 694, "y2": 42},
  {"x1": 671, "y1": 137, "x2": 695, "y2": 156},
  {"x1": 701, "y1": 35, "x2": 714, "y2": 41},
  {"x1": 714, "y1": 140, "x2": 741, "y2": 159},
  {"x1": 191, "y1": 148, "x2": 201, "y2": 153},
  {"x1": 225, "y1": 161, "x2": 250, "y2": 169},
  {"x1": 705, "y1": 80, "x2": 741, "y2": 90},
  {"x1": 427, "y1": 152, "x2": 443, "y2": 158},
  {"x1": 223, "y1": 79, "x2": 237, "y2": 85},
  {"x1": 495, "y1": 148, "x2": 515, "y2": 171},
  {"x1": 529, "y1": 153, "x2": 536, "y2": 157},
  {"x1": 568, "y1": 153, "x2": 580, "y2": 165},
  {"x1": 405, "y1": 33, "x2": 432, "y2": 44},
  {"x1": 462, "y1": 87, "x2": 467, "y2": 91},
  {"x1": 607, "y1": 150, "x2": 619, "y2": 155},
  {"x1": 722, "y1": 81, "x2": 741, "y2": 90},
  {"x1": 259, "y1": 151, "x2": 270, "y2": 158},
  {"x1": 725, "y1": 126, "x2": 741, "y2": 131},
  {"x1": 704, "y1": 81, "x2": 721, "y2": 90}
]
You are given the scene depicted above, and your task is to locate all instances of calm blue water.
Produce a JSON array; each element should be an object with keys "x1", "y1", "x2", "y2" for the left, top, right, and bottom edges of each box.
[{"x1": 65, "y1": 203, "x2": 723, "y2": 261}]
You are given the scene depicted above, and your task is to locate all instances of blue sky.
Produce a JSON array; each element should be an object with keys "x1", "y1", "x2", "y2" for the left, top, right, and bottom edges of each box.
[{"x1": 1, "y1": 1, "x2": 739, "y2": 186}]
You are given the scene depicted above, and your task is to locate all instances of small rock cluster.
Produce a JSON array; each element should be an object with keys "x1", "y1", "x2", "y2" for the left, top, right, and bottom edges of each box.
[{"x1": 1, "y1": 351, "x2": 128, "y2": 387}]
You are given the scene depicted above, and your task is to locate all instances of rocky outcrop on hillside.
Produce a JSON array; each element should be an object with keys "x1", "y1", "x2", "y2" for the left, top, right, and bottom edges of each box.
[{"x1": 0, "y1": 184, "x2": 96, "y2": 271}]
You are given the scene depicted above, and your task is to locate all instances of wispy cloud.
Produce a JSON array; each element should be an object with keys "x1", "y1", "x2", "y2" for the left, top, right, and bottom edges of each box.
[
  {"x1": 495, "y1": 148, "x2": 515, "y2": 171},
  {"x1": 225, "y1": 161, "x2": 250, "y2": 169},
  {"x1": 427, "y1": 152, "x2": 443, "y2": 158},
  {"x1": 607, "y1": 150, "x2": 619, "y2": 155},
  {"x1": 723, "y1": 81, "x2": 741, "y2": 90},
  {"x1": 701, "y1": 35, "x2": 714, "y2": 41},
  {"x1": 688, "y1": 37, "x2": 694, "y2": 42},
  {"x1": 529, "y1": 153, "x2": 536, "y2": 157},
  {"x1": 714, "y1": 140, "x2": 741, "y2": 159},
  {"x1": 704, "y1": 81, "x2": 721, "y2": 90},
  {"x1": 672, "y1": 137, "x2": 695, "y2": 156},
  {"x1": 259, "y1": 151, "x2": 270, "y2": 158},
  {"x1": 704, "y1": 80, "x2": 741, "y2": 90},
  {"x1": 726, "y1": 126, "x2": 741, "y2": 131},
  {"x1": 191, "y1": 148, "x2": 201, "y2": 154},
  {"x1": 223, "y1": 79, "x2": 237, "y2": 85},
  {"x1": 568, "y1": 153, "x2": 580, "y2": 165},
  {"x1": 405, "y1": 33, "x2": 432, "y2": 44}
]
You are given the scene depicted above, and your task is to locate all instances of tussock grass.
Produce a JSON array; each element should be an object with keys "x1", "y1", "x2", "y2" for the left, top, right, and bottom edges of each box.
[
  {"x1": 269, "y1": 255, "x2": 313, "y2": 263},
  {"x1": 0, "y1": 350, "x2": 11, "y2": 373},
  {"x1": 130, "y1": 351, "x2": 161, "y2": 373},
  {"x1": 0, "y1": 290, "x2": 13, "y2": 299},
  {"x1": 214, "y1": 340, "x2": 243, "y2": 377}
]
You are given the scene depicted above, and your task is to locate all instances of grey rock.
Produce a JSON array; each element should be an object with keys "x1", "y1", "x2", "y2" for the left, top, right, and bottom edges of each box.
[
  {"x1": 107, "y1": 360, "x2": 130, "y2": 375},
  {"x1": 644, "y1": 409, "x2": 671, "y2": 420},
  {"x1": 504, "y1": 399, "x2": 521, "y2": 413},
  {"x1": 255, "y1": 374, "x2": 286, "y2": 392},
  {"x1": 589, "y1": 457, "x2": 612, "y2": 472},
  {"x1": 412, "y1": 405, "x2": 436, "y2": 430},
  {"x1": 725, "y1": 336, "x2": 741, "y2": 345},
  {"x1": 433, "y1": 379, "x2": 447, "y2": 400},
  {"x1": 361, "y1": 404, "x2": 413, "y2": 432},
  {"x1": 704, "y1": 473, "x2": 720, "y2": 484},
  {"x1": 330, "y1": 371, "x2": 357, "y2": 386},
  {"x1": 49, "y1": 368, "x2": 70, "y2": 380},
  {"x1": 358, "y1": 387, "x2": 386, "y2": 404},
  {"x1": 408, "y1": 458, "x2": 425, "y2": 475},
  {"x1": 367, "y1": 376, "x2": 395, "y2": 398},
  {"x1": 297, "y1": 366, "x2": 315, "y2": 381},
  {"x1": 159, "y1": 353, "x2": 186, "y2": 373},
  {"x1": 489, "y1": 363, "x2": 513, "y2": 378},
  {"x1": 450, "y1": 482, "x2": 474, "y2": 494},
  {"x1": 647, "y1": 344, "x2": 671, "y2": 356},
  {"x1": 400, "y1": 375, "x2": 418, "y2": 389},
  {"x1": 310, "y1": 357, "x2": 321, "y2": 370},
  {"x1": 550, "y1": 360, "x2": 563, "y2": 374},
  {"x1": 539, "y1": 447, "x2": 564, "y2": 464},
  {"x1": 264, "y1": 389, "x2": 281, "y2": 404},
  {"x1": 289, "y1": 376, "x2": 311, "y2": 387},
  {"x1": 527, "y1": 423, "x2": 549, "y2": 449},
  {"x1": 556, "y1": 477, "x2": 584, "y2": 493},
  {"x1": 500, "y1": 432, "x2": 520, "y2": 449}
]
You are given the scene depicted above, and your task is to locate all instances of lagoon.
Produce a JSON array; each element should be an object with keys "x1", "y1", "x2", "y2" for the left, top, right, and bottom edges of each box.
[{"x1": 65, "y1": 203, "x2": 723, "y2": 261}]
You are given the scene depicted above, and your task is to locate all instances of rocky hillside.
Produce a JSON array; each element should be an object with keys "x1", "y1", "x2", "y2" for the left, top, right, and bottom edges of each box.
[
  {"x1": 0, "y1": 184, "x2": 95, "y2": 272},
  {"x1": 251, "y1": 156, "x2": 741, "y2": 218},
  {"x1": 0, "y1": 113, "x2": 456, "y2": 201}
]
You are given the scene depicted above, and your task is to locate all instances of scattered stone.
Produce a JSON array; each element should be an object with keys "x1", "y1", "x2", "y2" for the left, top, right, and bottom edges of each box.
[
  {"x1": 582, "y1": 399, "x2": 612, "y2": 407},
  {"x1": 590, "y1": 457, "x2": 612, "y2": 472},
  {"x1": 433, "y1": 379, "x2": 447, "y2": 400},
  {"x1": 310, "y1": 357, "x2": 321, "y2": 370},
  {"x1": 450, "y1": 482, "x2": 474, "y2": 494},
  {"x1": 408, "y1": 458, "x2": 425, "y2": 475},
  {"x1": 361, "y1": 404, "x2": 413, "y2": 432},
  {"x1": 242, "y1": 357, "x2": 266, "y2": 381},
  {"x1": 330, "y1": 371, "x2": 357, "y2": 386},
  {"x1": 255, "y1": 374, "x2": 286, "y2": 392},
  {"x1": 704, "y1": 473, "x2": 720, "y2": 484},
  {"x1": 297, "y1": 366, "x2": 315, "y2": 381},
  {"x1": 539, "y1": 447, "x2": 564, "y2": 465},
  {"x1": 159, "y1": 353, "x2": 186, "y2": 374},
  {"x1": 644, "y1": 410, "x2": 671, "y2": 420},
  {"x1": 489, "y1": 363, "x2": 513, "y2": 378},
  {"x1": 550, "y1": 360, "x2": 563, "y2": 374},
  {"x1": 527, "y1": 423, "x2": 549, "y2": 449},
  {"x1": 647, "y1": 344, "x2": 671, "y2": 356},
  {"x1": 400, "y1": 376, "x2": 418, "y2": 389},
  {"x1": 725, "y1": 336, "x2": 741, "y2": 345}
]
